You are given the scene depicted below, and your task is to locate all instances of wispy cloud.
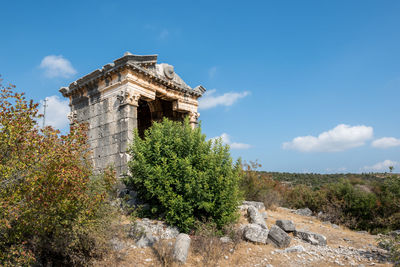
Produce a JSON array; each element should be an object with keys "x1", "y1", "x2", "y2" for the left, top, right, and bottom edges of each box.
[
  {"x1": 211, "y1": 133, "x2": 251, "y2": 150},
  {"x1": 158, "y1": 29, "x2": 170, "y2": 40},
  {"x1": 38, "y1": 95, "x2": 70, "y2": 130},
  {"x1": 199, "y1": 89, "x2": 250, "y2": 110},
  {"x1": 40, "y1": 55, "x2": 77, "y2": 78},
  {"x1": 362, "y1": 160, "x2": 398, "y2": 172},
  {"x1": 283, "y1": 124, "x2": 373, "y2": 152},
  {"x1": 372, "y1": 137, "x2": 400, "y2": 149},
  {"x1": 208, "y1": 66, "x2": 217, "y2": 79}
]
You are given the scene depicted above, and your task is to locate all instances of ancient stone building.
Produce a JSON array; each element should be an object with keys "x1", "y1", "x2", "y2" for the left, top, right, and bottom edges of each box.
[{"x1": 60, "y1": 52, "x2": 205, "y2": 176}]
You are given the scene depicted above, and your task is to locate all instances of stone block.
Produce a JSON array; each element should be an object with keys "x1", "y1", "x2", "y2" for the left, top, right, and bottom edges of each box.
[
  {"x1": 243, "y1": 223, "x2": 269, "y2": 244},
  {"x1": 173, "y1": 233, "x2": 191, "y2": 263},
  {"x1": 276, "y1": 220, "x2": 295, "y2": 232},
  {"x1": 294, "y1": 230, "x2": 327, "y2": 246},
  {"x1": 243, "y1": 201, "x2": 265, "y2": 210},
  {"x1": 267, "y1": 225, "x2": 291, "y2": 248},
  {"x1": 247, "y1": 205, "x2": 267, "y2": 229}
]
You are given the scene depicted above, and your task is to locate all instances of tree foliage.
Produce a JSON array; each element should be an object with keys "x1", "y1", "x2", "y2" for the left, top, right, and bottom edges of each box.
[
  {"x1": 124, "y1": 118, "x2": 242, "y2": 233},
  {"x1": 0, "y1": 80, "x2": 116, "y2": 266}
]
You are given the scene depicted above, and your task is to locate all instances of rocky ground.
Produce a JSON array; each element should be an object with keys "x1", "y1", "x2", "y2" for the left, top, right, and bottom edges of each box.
[{"x1": 95, "y1": 204, "x2": 393, "y2": 267}]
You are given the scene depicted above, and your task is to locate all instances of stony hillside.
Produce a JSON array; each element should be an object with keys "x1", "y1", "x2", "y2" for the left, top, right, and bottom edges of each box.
[{"x1": 95, "y1": 204, "x2": 393, "y2": 267}]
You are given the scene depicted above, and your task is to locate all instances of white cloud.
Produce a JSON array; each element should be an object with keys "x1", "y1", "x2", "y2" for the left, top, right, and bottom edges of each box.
[
  {"x1": 199, "y1": 89, "x2": 250, "y2": 110},
  {"x1": 282, "y1": 124, "x2": 373, "y2": 152},
  {"x1": 39, "y1": 95, "x2": 70, "y2": 130},
  {"x1": 40, "y1": 55, "x2": 77, "y2": 78},
  {"x1": 208, "y1": 66, "x2": 217, "y2": 79},
  {"x1": 362, "y1": 160, "x2": 399, "y2": 172},
  {"x1": 211, "y1": 133, "x2": 251, "y2": 150},
  {"x1": 372, "y1": 137, "x2": 400, "y2": 149}
]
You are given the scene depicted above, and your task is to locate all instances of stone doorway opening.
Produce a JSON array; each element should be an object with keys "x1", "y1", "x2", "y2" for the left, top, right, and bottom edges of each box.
[
  {"x1": 137, "y1": 98, "x2": 187, "y2": 138},
  {"x1": 137, "y1": 99, "x2": 152, "y2": 138}
]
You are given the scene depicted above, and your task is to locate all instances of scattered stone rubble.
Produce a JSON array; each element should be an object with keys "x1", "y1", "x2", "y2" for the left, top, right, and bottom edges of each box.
[{"x1": 120, "y1": 201, "x2": 392, "y2": 265}]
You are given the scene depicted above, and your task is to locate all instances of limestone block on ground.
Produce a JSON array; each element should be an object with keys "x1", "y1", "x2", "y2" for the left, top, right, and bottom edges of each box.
[
  {"x1": 267, "y1": 225, "x2": 291, "y2": 248},
  {"x1": 293, "y1": 208, "x2": 313, "y2": 216},
  {"x1": 275, "y1": 219, "x2": 295, "y2": 232},
  {"x1": 243, "y1": 223, "x2": 269, "y2": 244},
  {"x1": 294, "y1": 229, "x2": 327, "y2": 246},
  {"x1": 173, "y1": 233, "x2": 191, "y2": 263},
  {"x1": 243, "y1": 200, "x2": 265, "y2": 210},
  {"x1": 247, "y1": 205, "x2": 268, "y2": 229}
]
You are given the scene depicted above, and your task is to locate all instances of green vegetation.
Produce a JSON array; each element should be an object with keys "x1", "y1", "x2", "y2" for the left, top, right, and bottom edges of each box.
[
  {"x1": 123, "y1": 118, "x2": 242, "y2": 233},
  {"x1": 242, "y1": 163, "x2": 400, "y2": 233},
  {"x1": 0, "y1": 81, "x2": 116, "y2": 266},
  {"x1": 266, "y1": 171, "x2": 385, "y2": 189}
]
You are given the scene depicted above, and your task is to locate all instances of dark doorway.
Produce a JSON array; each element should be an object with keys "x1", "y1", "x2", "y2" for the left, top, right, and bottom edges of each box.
[{"x1": 137, "y1": 99, "x2": 152, "y2": 138}]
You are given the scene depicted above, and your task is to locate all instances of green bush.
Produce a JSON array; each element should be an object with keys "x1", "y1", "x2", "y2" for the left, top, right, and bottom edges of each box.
[{"x1": 124, "y1": 118, "x2": 242, "y2": 233}]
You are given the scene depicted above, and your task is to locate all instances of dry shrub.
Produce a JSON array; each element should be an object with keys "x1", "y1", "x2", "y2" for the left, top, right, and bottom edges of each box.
[
  {"x1": 241, "y1": 161, "x2": 285, "y2": 209},
  {"x1": 191, "y1": 221, "x2": 231, "y2": 266},
  {"x1": 152, "y1": 239, "x2": 176, "y2": 267}
]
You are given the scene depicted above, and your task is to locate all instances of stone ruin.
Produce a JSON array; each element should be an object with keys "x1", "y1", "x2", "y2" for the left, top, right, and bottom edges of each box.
[{"x1": 60, "y1": 52, "x2": 205, "y2": 176}]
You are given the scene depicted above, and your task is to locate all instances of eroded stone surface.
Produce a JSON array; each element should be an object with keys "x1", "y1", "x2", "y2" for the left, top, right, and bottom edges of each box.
[
  {"x1": 247, "y1": 205, "x2": 268, "y2": 229},
  {"x1": 173, "y1": 233, "x2": 191, "y2": 263},
  {"x1": 276, "y1": 219, "x2": 295, "y2": 232},
  {"x1": 60, "y1": 52, "x2": 205, "y2": 177},
  {"x1": 267, "y1": 225, "x2": 291, "y2": 248},
  {"x1": 294, "y1": 229, "x2": 327, "y2": 246},
  {"x1": 243, "y1": 201, "x2": 265, "y2": 210},
  {"x1": 243, "y1": 223, "x2": 269, "y2": 244}
]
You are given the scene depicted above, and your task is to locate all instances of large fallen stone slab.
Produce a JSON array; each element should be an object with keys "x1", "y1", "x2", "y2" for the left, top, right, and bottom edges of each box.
[
  {"x1": 173, "y1": 233, "x2": 191, "y2": 263},
  {"x1": 294, "y1": 229, "x2": 327, "y2": 246},
  {"x1": 247, "y1": 205, "x2": 268, "y2": 229},
  {"x1": 267, "y1": 225, "x2": 291, "y2": 248},
  {"x1": 243, "y1": 223, "x2": 269, "y2": 244},
  {"x1": 243, "y1": 200, "x2": 265, "y2": 210},
  {"x1": 275, "y1": 219, "x2": 295, "y2": 232}
]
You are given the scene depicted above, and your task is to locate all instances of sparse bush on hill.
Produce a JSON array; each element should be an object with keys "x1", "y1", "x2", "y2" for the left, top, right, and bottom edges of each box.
[
  {"x1": 247, "y1": 167, "x2": 400, "y2": 233},
  {"x1": 240, "y1": 161, "x2": 285, "y2": 209},
  {"x1": 124, "y1": 118, "x2": 242, "y2": 233},
  {"x1": 0, "y1": 81, "x2": 116, "y2": 266}
]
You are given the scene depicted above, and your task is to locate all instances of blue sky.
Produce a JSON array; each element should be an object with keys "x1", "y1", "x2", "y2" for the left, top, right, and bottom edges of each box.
[{"x1": 1, "y1": 0, "x2": 399, "y2": 173}]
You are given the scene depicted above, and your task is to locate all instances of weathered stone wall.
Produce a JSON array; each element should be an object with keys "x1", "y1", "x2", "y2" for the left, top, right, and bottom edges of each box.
[{"x1": 61, "y1": 53, "x2": 205, "y2": 177}]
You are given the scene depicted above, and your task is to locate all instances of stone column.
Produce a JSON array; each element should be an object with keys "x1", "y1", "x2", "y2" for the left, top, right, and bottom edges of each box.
[{"x1": 116, "y1": 90, "x2": 139, "y2": 176}]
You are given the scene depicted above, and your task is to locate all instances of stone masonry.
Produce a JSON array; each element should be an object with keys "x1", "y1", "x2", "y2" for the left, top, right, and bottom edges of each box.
[{"x1": 60, "y1": 52, "x2": 205, "y2": 176}]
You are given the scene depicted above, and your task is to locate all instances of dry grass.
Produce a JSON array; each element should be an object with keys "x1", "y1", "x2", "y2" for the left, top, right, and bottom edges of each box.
[{"x1": 152, "y1": 239, "x2": 176, "y2": 267}]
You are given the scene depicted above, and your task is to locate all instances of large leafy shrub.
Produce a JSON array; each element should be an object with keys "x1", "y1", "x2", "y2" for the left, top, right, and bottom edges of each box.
[
  {"x1": 124, "y1": 118, "x2": 242, "y2": 233},
  {"x1": 0, "y1": 81, "x2": 116, "y2": 266}
]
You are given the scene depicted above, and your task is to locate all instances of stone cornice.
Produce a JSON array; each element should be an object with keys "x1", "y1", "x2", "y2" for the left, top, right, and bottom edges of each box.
[{"x1": 59, "y1": 52, "x2": 205, "y2": 98}]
